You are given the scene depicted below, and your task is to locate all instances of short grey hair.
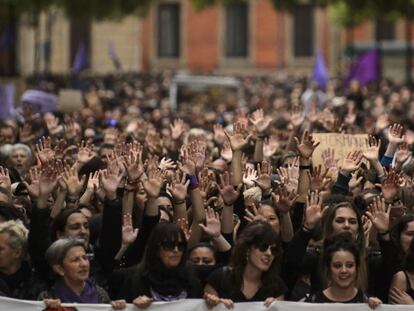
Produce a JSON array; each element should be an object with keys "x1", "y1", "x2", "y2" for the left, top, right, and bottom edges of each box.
[
  {"x1": 0, "y1": 220, "x2": 28, "y2": 257},
  {"x1": 11, "y1": 143, "x2": 32, "y2": 158},
  {"x1": 45, "y1": 238, "x2": 86, "y2": 267}
]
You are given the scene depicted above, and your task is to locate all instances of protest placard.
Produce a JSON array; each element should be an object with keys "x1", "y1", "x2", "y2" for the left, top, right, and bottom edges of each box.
[
  {"x1": 58, "y1": 89, "x2": 84, "y2": 112},
  {"x1": 312, "y1": 133, "x2": 369, "y2": 168}
]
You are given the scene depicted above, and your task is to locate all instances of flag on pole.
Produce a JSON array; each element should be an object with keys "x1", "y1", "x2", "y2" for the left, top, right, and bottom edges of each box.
[
  {"x1": 345, "y1": 49, "x2": 379, "y2": 87},
  {"x1": 311, "y1": 51, "x2": 329, "y2": 88},
  {"x1": 108, "y1": 41, "x2": 122, "y2": 71},
  {"x1": 72, "y1": 43, "x2": 88, "y2": 74},
  {"x1": 0, "y1": 83, "x2": 16, "y2": 119}
]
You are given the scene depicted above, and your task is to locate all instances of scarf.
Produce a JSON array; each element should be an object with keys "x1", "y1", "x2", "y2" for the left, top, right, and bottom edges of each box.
[
  {"x1": 51, "y1": 278, "x2": 99, "y2": 303},
  {"x1": 146, "y1": 264, "x2": 190, "y2": 297}
]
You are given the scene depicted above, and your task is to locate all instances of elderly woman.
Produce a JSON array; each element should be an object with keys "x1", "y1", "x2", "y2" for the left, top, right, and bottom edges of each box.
[
  {"x1": 0, "y1": 220, "x2": 45, "y2": 299},
  {"x1": 9, "y1": 143, "x2": 32, "y2": 180},
  {"x1": 40, "y1": 238, "x2": 125, "y2": 309}
]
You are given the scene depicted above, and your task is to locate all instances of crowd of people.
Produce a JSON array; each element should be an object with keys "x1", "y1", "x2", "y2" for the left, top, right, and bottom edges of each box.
[{"x1": 0, "y1": 72, "x2": 414, "y2": 309}]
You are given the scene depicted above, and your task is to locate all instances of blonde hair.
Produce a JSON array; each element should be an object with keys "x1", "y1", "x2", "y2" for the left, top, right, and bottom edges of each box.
[
  {"x1": 0, "y1": 220, "x2": 28, "y2": 257},
  {"x1": 243, "y1": 186, "x2": 262, "y2": 202}
]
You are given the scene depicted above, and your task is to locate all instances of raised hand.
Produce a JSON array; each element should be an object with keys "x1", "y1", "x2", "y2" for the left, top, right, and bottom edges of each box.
[
  {"x1": 272, "y1": 187, "x2": 298, "y2": 214},
  {"x1": 224, "y1": 122, "x2": 252, "y2": 151},
  {"x1": 363, "y1": 135, "x2": 381, "y2": 162},
  {"x1": 86, "y1": 170, "x2": 100, "y2": 192},
  {"x1": 254, "y1": 160, "x2": 272, "y2": 192},
  {"x1": 362, "y1": 215, "x2": 372, "y2": 247},
  {"x1": 199, "y1": 207, "x2": 221, "y2": 238},
  {"x1": 380, "y1": 169, "x2": 401, "y2": 202},
  {"x1": 395, "y1": 142, "x2": 410, "y2": 164},
  {"x1": 290, "y1": 104, "x2": 305, "y2": 130},
  {"x1": 159, "y1": 157, "x2": 176, "y2": 171},
  {"x1": 242, "y1": 166, "x2": 258, "y2": 188},
  {"x1": 220, "y1": 140, "x2": 233, "y2": 162},
  {"x1": 388, "y1": 123, "x2": 405, "y2": 145},
  {"x1": 122, "y1": 213, "x2": 139, "y2": 246},
  {"x1": 123, "y1": 152, "x2": 144, "y2": 182},
  {"x1": 35, "y1": 137, "x2": 55, "y2": 164},
  {"x1": 365, "y1": 196, "x2": 390, "y2": 234},
  {"x1": 179, "y1": 145, "x2": 196, "y2": 176},
  {"x1": 176, "y1": 218, "x2": 191, "y2": 241},
  {"x1": 294, "y1": 130, "x2": 320, "y2": 159},
  {"x1": 263, "y1": 136, "x2": 280, "y2": 158},
  {"x1": 0, "y1": 166, "x2": 11, "y2": 191},
  {"x1": 244, "y1": 204, "x2": 266, "y2": 223},
  {"x1": 304, "y1": 191, "x2": 323, "y2": 230},
  {"x1": 308, "y1": 165, "x2": 331, "y2": 192},
  {"x1": 39, "y1": 161, "x2": 58, "y2": 197},
  {"x1": 341, "y1": 150, "x2": 363, "y2": 176},
  {"x1": 166, "y1": 171, "x2": 189, "y2": 203},
  {"x1": 62, "y1": 164, "x2": 86, "y2": 195},
  {"x1": 100, "y1": 168, "x2": 123, "y2": 199},
  {"x1": 142, "y1": 169, "x2": 165, "y2": 198},
  {"x1": 213, "y1": 123, "x2": 226, "y2": 145},
  {"x1": 64, "y1": 118, "x2": 77, "y2": 141},
  {"x1": 217, "y1": 171, "x2": 241, "y2": 206},
  {"x1": 250, "y1": 108, "x2": 272, "y2": 134},
  {"x1": 25, "y1": 167, "x2": 40, "y2": 199},
  {"x1": 321, "y1": 148, "x2": 339, "y2": 173},
  {"x1": 169, "y1": 118, "x2": 186, "y2": 140},
  {"x1": 77, "y1": 140, "x2": 95, "y2": 164},
  {"x1": 45, "y1": 114, "x2": 61, "y2": 135}
]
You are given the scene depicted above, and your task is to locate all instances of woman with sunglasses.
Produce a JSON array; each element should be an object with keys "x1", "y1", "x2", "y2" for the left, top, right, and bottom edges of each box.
[
  {"x1": 119, "y1": 222, "x2": 202, "y2": 308},
  {"x1": 204, "y1": 220, "x2": 286, "y2": 309}
]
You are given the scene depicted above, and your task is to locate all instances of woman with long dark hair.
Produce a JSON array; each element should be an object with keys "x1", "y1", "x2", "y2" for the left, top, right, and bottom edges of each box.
[
  {"x1": 306, "y1": 233, "x2": 381, "y2": 309},
  {"x1": 204, "y1": 220, "x2": 286, "y2": 309},
  {"x1": 119, "y1": 222, "x2": 201, "y2": 308}
]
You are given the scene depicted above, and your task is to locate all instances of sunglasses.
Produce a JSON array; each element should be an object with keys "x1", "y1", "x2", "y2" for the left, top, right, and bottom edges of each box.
[
  {"x1": 255, "y1": 244, "x2": 278, "y2": 256},
  {"x1": 160, "y1": 241, "x2": 186, "y2": 252}
]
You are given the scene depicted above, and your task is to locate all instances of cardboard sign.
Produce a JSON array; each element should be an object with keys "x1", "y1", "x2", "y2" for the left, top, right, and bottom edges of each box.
[
  {"x1": 311, "y1": 133, "x2": 369, "y2": 168},
  {"x1": 58, "y1": 89, "x2": 83, "y2": 112}
]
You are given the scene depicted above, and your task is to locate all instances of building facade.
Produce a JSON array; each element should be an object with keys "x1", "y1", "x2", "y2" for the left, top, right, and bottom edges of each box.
[{"x1": 0, "y1": 0, "x2": 413, "y2": 81}]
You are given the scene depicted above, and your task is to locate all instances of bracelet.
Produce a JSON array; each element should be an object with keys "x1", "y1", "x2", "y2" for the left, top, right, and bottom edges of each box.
[
  {"x1": 378, "y1": 230, "x2": 390, "y2": 236},
  {"x1": 173, "y1": 200, "x2": 185, "y2": 205},
  {"x1": 66, "y1": 195, "x2": 79, "y2": 203},
  {"x1": 302, "y1": 224, "x2": 313, "y2": 232},
  {"x1": 299, "y1": 165, "x2": 312, "y2": 170}
]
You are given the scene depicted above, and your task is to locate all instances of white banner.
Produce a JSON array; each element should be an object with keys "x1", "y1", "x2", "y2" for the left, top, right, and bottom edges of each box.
[{"x1": 0, "y1": 296, "x2": 413, "y2": 311}]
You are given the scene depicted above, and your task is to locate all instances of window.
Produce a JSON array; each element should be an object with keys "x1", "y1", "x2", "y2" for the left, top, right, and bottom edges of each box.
[
  {"x1": 293, "y1": 5, "x2": 314, "y2": 57},
  {"x1": 0, "y1": 3, "x2": 17, "y2": 76},
  {"x1": 225, "y1": 2, "x2": 248, "y2": 58},
  {"x1": 158, "y1": 3, "x2": 180, "y2": 58},
  {"x1": 375, "y1": 20, "x2": 395, "y2": 41},
  {"x1": 70, "y1": 18, "x2": 91, "y2": 70}
]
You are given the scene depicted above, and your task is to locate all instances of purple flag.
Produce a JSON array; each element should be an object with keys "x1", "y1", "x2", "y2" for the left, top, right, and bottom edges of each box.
[
  {"x1": 311, "y1": 51, "x2": 329, "y2": 88},
  {"x1": 72, "y1": 43, "x2": 88, "y2": 74},
  {"x1": 21, "y1": 90, "x2": 58, "y2": 113},
  {"x1": 346, "y1": 49, "x2": 379, "y2": 87},
  {"x1": 108, "y1": 41, "x2": 122, "y2": 71},
  {"x1": 0, "y1": 84, "x2": 16, "y2": 119}
]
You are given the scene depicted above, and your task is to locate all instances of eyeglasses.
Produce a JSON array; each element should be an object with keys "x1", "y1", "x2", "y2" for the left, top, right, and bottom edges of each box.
[
  {"x1": 255, "y1": 244, "x2": 278, "y2": 256},
  {"x1": 160, "y1": 241, "x2": 186, "y2": 252}
]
